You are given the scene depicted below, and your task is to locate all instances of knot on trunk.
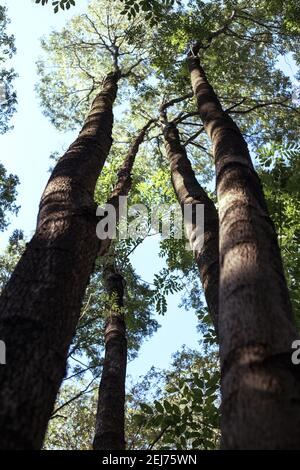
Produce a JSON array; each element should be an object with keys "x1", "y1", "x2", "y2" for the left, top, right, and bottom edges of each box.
[{"x1": 103, "y1": 266, "x2": 125, "y2": 307}]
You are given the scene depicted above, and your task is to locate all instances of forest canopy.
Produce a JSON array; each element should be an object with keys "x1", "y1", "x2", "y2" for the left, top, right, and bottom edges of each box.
[{"x1": 0, "y1": 0, "x2": 299, "y2": 452}]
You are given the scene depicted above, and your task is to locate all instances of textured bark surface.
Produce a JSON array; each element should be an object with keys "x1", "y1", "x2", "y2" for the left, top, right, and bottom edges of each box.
[
  {"x1": 0, "y1": 72, "x2": 119, "y2": 450},
  {"x1": 163, "y1": 122, "x2": 219, "y2": 334},
  {"x1": 93, "y1": 266, "x2": 127, "y2": 450},
  {"x1": 98, "y1": 120, "x2": 154, "y2": 256},
  {"x1": 188, "y1": 55, "x2": 300, "y2": 449}
]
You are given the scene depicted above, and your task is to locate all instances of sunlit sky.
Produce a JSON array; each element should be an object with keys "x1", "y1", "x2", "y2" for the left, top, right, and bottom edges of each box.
[{"x1": 0, "y1": 0, "x2": 298, "y2": 380}]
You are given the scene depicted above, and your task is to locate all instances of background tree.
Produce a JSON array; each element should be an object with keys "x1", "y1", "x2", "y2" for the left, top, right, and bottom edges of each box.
[
  {"x1": 43, "y1": 344, "x2": 220, "y2": 450},
  {"x1": 0, "y1": 5, "x2": 19, "y2": 232},
  {"x1": 127, "y1": 345, "x2": 219, "y2": 450},
  {"x1": 44, "y1": 382, "x2": 98, "y2": 450},
  {"x1": 0, "y1": 5, "x2": 17, "y2": 134},
  {"x1": 0, "y1": 230, "x2": 25, "y2": 291},
  {"x1": 257, "y1": 143, "x2": 300, "y2": 326},
  {"x1": 93, "y1": 264, "x2": 127, "y2": 450},
  {"x1": 0, "y1": 164, "x2": 19, "y2": 232}
]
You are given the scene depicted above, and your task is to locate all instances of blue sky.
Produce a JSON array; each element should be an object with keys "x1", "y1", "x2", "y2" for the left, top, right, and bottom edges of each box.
[{"x1": 0, "y1": 0, "x2": 298, "y2": 381}]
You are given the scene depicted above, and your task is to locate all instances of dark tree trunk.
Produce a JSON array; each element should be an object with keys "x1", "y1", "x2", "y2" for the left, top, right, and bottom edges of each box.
[
  {"x1": 0, "y1": 72, "x2": 119, "y2": 450},
  {"x1": 93, "y1": 266, "x2": 127, "y2": 450},
  {"x1": 163, "y1": 122, "x2": 219, "y2": 335},
  {"x1": 188, "y1": 55, "x2": 300, "y2": 449},
  {"x1": 98, "y1": 119, "x2": 154, "y2": 256},
  {"x1": 93, "y1": 120, "x2": 153, "y2": 450}
]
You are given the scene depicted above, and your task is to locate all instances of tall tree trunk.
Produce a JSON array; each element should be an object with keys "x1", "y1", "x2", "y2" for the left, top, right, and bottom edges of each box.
[
  {"x1": 188, "y1": 55, "x2": 300, "y2": 449},
  {"x1": 98, "y1": 119, "x2": 154, "y2": 256},
  {"x1": 93, "y1": 120, "x2": 153, "y2": 450},
  {"x1": 0, "y1": 71, "x2": 120, "y2": 450},
  {"x1": 163, "y1": 122, "x2": 219, "y2": 335},
  {"x1": 93, "y1": 265, "x2": 127, "y2": 450}
]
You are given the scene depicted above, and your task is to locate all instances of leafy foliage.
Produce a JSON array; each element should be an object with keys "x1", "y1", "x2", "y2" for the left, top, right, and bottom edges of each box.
[
  {"x1": 0, "y1": 164, "x2": 19, "y2": 232},
  {"x1": 44, "y1": 347, "x2": 220, "y2": 450},
  {"x1": 125, "y1": 347, "x2": 219, "y2": 450},
  {"x1": 0, "y1": 230, "x2": 25, "y2": 292},
  {"x1": 37, "y1": 0, "x2": 153, "y2": 131},
  {"x1": 35, "y1": 0, "x2": 76, "y2": 14},
  {"x1": 258, "y1": 142, "x2": 300, "y2": 327},
  {"x1": 132, "y1": 350, "x2": 219, "y2": 450},
  {"x1": 0, "y1": 5, "x2": 17, "y2": 134},
  {"x1": 35, "y1": 0, "x2": 179, "y2": 19},
  {"x1": 44, "y1": 382, "x2": 97, "y2": 449}
]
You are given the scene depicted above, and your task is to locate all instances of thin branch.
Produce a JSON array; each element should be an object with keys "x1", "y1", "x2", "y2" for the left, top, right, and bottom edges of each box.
[
  {"x1": 79, "y1": 293, "x2": 93, "y2": 321},
  {"x1": 121, "y1": 58, "x2": 145, "y2": 78},
  {"x1": 228, "y1": 98, "x2": 300, "y2": 115},
  {"x1": 64, "y1": 363, "x2": 102, "y2": 382},
  {"x1": 236, "y1": 12, "x2": 282, "y2": 31},
  {"x1": 69, "y1": 355, "x2": 90, "y2": 368},
  {"x1": 173, "y1": 111, "x2": 199, "y2": 124},
  {"x1": 190, "y1": 10, "x2": 236, "y2": 56},
  {"x1": 159, "y1": 92, "x2": 193, "y2": 113},
  {"x1": 225, "y1": 28, "x2": 271, "y2": 45},
  {"x1": 179, "y1": 121, "x2": 202, "y2": 127},
  {"x1": 51, "y1": 377, "x2": 100, "y2": 419},
  {"x1": 183, "y1": 127, "x2": 205, "y2": 147},
  {"x1": 72, "y1": 48, "x2": 97, "y2": 83},
  {"x1": 188, "y1": 140, "x2": 211, "y2": 155},
  {"x1": 148, "y1": 425, "x2": 170, "y2": 450},
  {"x1": 224, "y1": 97, "x2": 247, "y2": 112}
]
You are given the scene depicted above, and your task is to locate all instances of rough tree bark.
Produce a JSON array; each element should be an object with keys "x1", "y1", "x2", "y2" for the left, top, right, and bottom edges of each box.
[
  {"x1": 93, "y1": 120, "x2": 153, "y2": 450},
  {"x1": 98, "y1": 119, "x2": 155, "y2": 256},
  {"x1": 163, "y1": 121, "x2": 219, "y2": 335},
  {"x1": 0, "y1": 71, "x2": 120, "y2": 450},
  {"x1": 93, "y1": 265, "x2": 127, "y2": 450},
  {"x1": 188, "y1": 55, "x2": 300, "y2": 449}
]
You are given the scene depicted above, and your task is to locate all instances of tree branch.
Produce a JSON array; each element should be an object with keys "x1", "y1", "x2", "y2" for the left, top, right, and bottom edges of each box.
[
  {"x1": 50, "y1": 376, "x2": 100, "y2": 419},
  {"x1": 190, "y1": 10, "x2": 236, "y2": 56},
  {"x1": 148, "y1": 425, "x2": 170, "y2": 450},
  {"x1": 159, "y1": 92, "x2": 193, "y2": 113}
]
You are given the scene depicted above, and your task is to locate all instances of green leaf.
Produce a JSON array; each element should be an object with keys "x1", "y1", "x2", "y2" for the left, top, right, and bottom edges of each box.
[
  {"x1": 140, "y1": 403, "x2": 153, "y2": 414},
  {"x1": 154, "y1": 400, "x2": 164, "y2": 413},
  {"x1": 164, "y1": 400, "x2": 173, "y2": 414}
]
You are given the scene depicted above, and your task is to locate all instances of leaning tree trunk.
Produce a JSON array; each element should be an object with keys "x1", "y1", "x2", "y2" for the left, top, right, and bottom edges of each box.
[
  {"x1": 163, "y1": 122, "x2": 219, "y2": 335},
  {"x1": 188, "y1": 55, "x2": 300, "y2": 449},
  {"x1": 98, "y1": 119, "x2": 154, "y2": 256},
  {"x1": 93, "y1": 265, "x2": 127, "y2": 450},
  {"x1": 0, "y1": 71, "x2": 120, "y2": 450},
  {"x1": 93, "y1": 120, "x2": 153, "y2": 450}
]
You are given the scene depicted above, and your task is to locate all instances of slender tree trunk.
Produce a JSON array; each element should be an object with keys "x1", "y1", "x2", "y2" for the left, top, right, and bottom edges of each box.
[
  {"x1": 163, "y1": 122, "x2": 219, "y2": 335},
  {"x1": 93, "y1": 265, "x2": 127, "y2": 450},
  {"x1": 93, "y1": 120, "x2": 153, "y2": 450},
  {"x1": 188, "y1": 55, "x2": 300, "y2": 449},
  {"x1": 98, "y1": 119, "x2": 154, "y2": 256},
  {"x1": 0, "y1": 71, "x2": 120, "y2": 450}
]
